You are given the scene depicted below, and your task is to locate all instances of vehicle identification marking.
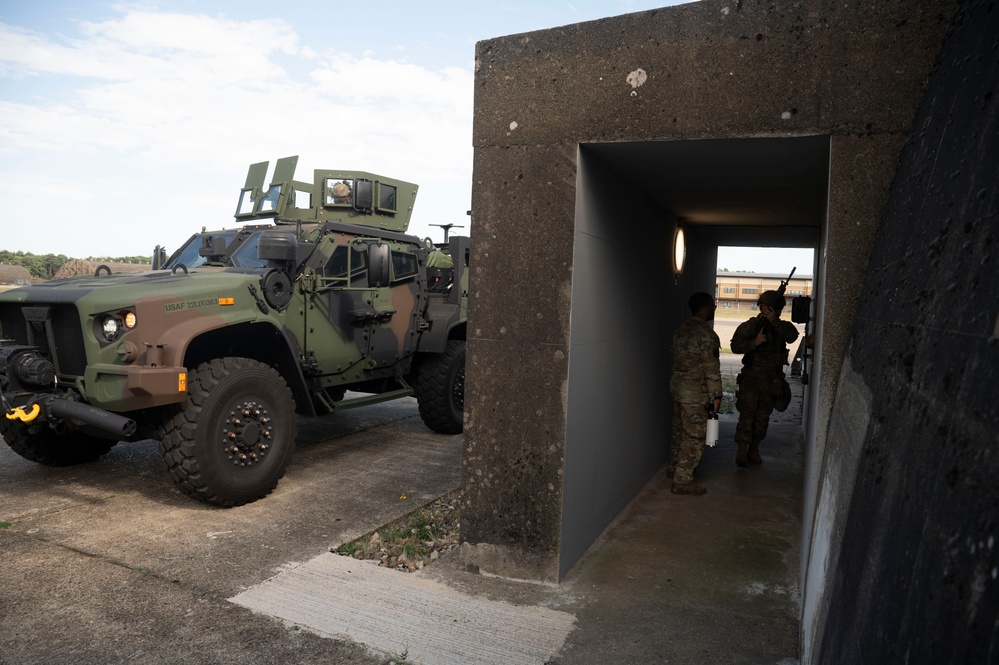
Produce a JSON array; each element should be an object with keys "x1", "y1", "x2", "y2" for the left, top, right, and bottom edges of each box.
[{"x1": 164, "y1": 298, "x2": 230, "y2": 312}]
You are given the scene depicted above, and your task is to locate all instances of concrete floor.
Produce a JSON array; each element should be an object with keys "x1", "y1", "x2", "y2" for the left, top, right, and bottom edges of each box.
[
  {"x1": 0, "y1": 366, "x2": 804, "y2": 664},
  {"x1": 415, "y1": 357, "x2": 804, "y2": 664},
  {"x1": 549, "y1": 370, "x2": 804, "y2": 664}
]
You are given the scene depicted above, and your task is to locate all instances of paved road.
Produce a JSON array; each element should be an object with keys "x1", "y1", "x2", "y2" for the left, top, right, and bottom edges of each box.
[{"x1": 0, "y1": 397, "x2": 463, "y2": 665}]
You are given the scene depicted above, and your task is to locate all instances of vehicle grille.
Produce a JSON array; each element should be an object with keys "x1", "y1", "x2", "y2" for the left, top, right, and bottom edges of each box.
[{"x1": 0, "y1": 303, "x2": 88, "y2": 377}]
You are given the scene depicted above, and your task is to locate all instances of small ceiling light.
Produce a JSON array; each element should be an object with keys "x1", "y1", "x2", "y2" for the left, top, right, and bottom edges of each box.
[{"x1": 673, "y1": 226, "x2": 686, "y2": 274}]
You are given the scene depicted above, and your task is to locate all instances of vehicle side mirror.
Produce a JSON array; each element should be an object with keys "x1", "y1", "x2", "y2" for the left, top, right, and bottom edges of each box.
[
  {"x1": 199, "y1": 235, "x2": 227, "y2": 258},
  {"x1": 367, "y1": 242, "x2": 390, "y2": 287},
  {"x1": 258, "y1": 232, "x2": 298, "y2": 268},
  {"x1": 354, "y1": 179, "x2": 373, "y2": 213},
  {"x1": 152, "y1": 245, "x2": 167, "y2": 270}
]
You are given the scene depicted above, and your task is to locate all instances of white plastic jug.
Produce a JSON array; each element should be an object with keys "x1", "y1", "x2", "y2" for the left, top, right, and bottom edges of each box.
[{"x1": 705, "y1": 416, "x2": 719, "y2": 447}]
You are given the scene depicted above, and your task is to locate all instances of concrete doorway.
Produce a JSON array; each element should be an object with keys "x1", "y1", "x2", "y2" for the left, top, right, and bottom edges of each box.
[{"x1": 562, "y1": 136, "x2": 828, "y2": 578}]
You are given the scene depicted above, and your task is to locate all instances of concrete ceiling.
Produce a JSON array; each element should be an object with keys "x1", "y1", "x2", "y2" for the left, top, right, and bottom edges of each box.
[{"x1": 584, "y1": 135, "x2": 830, "y2": 228}]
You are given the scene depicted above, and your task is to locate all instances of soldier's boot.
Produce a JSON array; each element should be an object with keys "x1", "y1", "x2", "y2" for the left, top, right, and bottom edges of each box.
[
  {"x1": 748, "y1": 441, "x2": 763, "y2": 465},
  {"x1": 671, "y1": 482, "x2": 707, "y2": 496},
  {"x1": 736, "y1": 439, "x2": 748, "y2": 467}
]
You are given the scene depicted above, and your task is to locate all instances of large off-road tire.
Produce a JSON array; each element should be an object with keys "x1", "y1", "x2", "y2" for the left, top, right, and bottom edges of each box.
[
  {"x1": 414, "y1": 340, "x2": 465, "y2": 434},
  {"x1": 0, "y1": 417, "x2": 117, "y2": 466},
  {"x1": 159, "y1": 357, "x2": 297, "y2": 507}
]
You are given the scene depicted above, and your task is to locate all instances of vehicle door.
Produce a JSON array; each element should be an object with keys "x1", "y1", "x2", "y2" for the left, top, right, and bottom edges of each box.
[{"x1": 303, "y1": 231, "x2": 422, "y2": 382}]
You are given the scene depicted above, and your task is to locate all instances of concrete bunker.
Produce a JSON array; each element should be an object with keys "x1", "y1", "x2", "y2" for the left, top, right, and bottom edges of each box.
[{"x1": 460, "y1": 0, "x2": 999, "y2": 660}]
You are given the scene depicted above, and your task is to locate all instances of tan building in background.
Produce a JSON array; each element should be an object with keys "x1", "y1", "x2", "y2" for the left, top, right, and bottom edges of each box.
[{"x1": 716, "y1": 271, "x2": 813, "y2": 314}]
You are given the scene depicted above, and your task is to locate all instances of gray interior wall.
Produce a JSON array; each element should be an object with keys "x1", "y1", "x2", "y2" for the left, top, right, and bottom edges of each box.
[
  {"x1": 560, "y1": 148, "x2": 674, "y2": 578},
  {"x1": 679, "y1": 226, "x2": 718, "y2": 301}
]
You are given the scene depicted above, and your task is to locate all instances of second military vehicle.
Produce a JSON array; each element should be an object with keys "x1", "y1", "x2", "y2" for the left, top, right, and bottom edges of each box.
[{"x1": 0, "y1": 156, "x2": 467, "y2": 506}]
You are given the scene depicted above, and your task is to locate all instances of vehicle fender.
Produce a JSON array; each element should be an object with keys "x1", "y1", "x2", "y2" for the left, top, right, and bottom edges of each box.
[{"x1": 415, "y1": 302, "x2": 465, "y2": 353}]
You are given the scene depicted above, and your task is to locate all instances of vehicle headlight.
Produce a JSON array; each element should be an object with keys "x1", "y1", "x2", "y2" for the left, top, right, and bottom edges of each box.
[
  {"x1": 95, "y1": 309, "x2": 137, "y2": 343},
  {"x1": 101, "y1": 316, "x2": 121, "y2": 341}
]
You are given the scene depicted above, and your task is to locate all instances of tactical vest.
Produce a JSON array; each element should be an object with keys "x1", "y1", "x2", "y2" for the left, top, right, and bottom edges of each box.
[{"x1": 742, "y1": 320, "x2": 789, "y2": 369}]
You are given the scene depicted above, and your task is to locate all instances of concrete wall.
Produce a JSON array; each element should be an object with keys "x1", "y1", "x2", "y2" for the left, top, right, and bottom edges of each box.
[
  {"x1": 803, "y1": 2, "x2": 999, "y2": 661},
  {"x1": 463, "y1": 0, "x2": 957, "y2": 585}
]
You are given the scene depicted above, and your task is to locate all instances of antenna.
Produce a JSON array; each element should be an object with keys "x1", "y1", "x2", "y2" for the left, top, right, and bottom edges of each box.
[{"x1": 431, "y1": 223, "x2": 464, "y2": 243}]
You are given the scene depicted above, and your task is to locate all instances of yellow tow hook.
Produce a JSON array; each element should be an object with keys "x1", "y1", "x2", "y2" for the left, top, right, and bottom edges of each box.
[{"x1": 5, "y1": 404, "x2": 41, "y2": 423}]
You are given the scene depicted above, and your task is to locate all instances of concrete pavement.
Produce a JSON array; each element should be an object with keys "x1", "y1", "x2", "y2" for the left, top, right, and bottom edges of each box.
[
  {"x1": 0, "y1": 397, "x2": 456, "y2": 665},
  {"x1": 1, "y1": 377, "x2": 803, "y2": 664}
]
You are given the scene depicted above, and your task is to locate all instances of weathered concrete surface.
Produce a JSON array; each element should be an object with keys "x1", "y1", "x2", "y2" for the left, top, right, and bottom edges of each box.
[
  {"x1": 231, "y1": 553, "x2": 577, "y2": 665},
  {"x1": 804, "y1": 2, "x2": 999, "y2": 661},
  {"x1": 1, "y1": 380, "x2": 804, "y2": 665},
  {"x1": 465, "y1": 0, "x2": 958, "y2": 585},
  {"x1": 0, "y1": 399, "x2": 462, "y2": 664},
  {"x1": 428, "y1": 370, "x2": 803, "y2": 665}
]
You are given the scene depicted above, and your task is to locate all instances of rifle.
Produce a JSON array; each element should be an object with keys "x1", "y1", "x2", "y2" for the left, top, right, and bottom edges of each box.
[
  {"x1": 752, "y1": 266, "x2": 797, "y2": 346},
  {"x1": 778, "y1": 267, "x2": 796, "y2": 299},
  {"x1": 753, "y1": 266, "x2": 798, "y2": 330}
]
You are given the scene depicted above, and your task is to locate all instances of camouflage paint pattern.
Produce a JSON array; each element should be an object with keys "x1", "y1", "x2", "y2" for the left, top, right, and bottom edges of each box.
[{"x1": 0, "y1": 157, "x2": 466, "y2": 435}]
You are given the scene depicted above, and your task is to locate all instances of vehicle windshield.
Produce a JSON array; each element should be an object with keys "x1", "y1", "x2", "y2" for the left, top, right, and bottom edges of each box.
[
  {"x1": 229, "y1": 232, "x2": 290, "y2": 268},
  {"x1": 163, "y1": 231, "x2": 239, "y2": 270},
  {"x1": 162, "y1": 228, "x2": 297, "y2": 269}
]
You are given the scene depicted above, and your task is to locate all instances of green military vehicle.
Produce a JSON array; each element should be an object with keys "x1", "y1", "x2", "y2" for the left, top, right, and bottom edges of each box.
[{"x1": 0, "y1": 157, "x2": 467, "y2": 506}]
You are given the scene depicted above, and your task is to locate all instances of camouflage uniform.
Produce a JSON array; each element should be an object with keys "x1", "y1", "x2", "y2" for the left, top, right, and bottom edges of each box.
[
  {"x1": 730, "y1": 313, "x2": 799, "y2": 464},
  {"x1": 669, "y1": 317, "x2": 722, "y2": 485}
]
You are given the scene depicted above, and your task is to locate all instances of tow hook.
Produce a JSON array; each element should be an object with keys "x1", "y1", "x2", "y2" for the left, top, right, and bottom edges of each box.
[{"x1": 5, "y1": 403, "x2": 40, "y2": 422}]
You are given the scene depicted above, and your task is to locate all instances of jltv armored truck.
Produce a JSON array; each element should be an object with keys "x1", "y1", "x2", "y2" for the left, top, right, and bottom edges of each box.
[{"x1": 0, "y1": 156, "x2": 467, "y2": 506}]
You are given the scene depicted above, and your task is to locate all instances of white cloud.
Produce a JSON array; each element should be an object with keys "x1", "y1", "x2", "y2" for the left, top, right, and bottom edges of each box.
[{"x1": 0, "y1": 9, "x2": 473, "y2": 256}]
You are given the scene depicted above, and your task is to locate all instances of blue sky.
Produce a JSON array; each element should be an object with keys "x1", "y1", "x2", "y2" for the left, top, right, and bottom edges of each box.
[
  {"x1": 1, "y1": 0, "x2": 691, "y2": 259},
  {"x1": 0, "y1": 0, "x2": 808, "y2": 274}
]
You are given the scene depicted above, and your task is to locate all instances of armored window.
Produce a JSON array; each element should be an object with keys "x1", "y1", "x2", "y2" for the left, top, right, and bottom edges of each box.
[
  {"x1": 325, "y1": 245, "x2": 367, "y2": 281},
  {"x1": 236, "y1": 188, "x2": 256, "y2": 215},
  {"x1": 378, "y1": 183, "x2": 397, "y2": 212},
  {"x1": 259, "y1": 184, "x2": 281, "y2": 213},
  {"x1": 391, "y1": 251, "x2": 418, "y2": 281},
  {"x1": 295, "y1": 188, "x2": 311, "y2": 209},
  {"x1": 324, "y1": 178, "x2": 354, "y2": 206}
]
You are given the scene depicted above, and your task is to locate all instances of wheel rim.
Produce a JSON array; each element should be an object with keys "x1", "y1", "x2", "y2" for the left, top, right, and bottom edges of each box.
[{"x1": 220, "y1": 399, "x2": 274, "y2": 468}]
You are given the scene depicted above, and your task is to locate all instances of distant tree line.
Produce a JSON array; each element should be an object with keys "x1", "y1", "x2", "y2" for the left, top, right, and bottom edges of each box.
[{"x1": 0, "y1": 251, "x2": 151, "y2": 279}]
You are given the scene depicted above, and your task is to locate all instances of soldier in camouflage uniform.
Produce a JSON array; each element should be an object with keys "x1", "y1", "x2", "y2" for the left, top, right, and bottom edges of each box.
[
  {"x1": 669, "y1": 292, "x2": 723, "y2": 496},
  {"x1": 730, "y1": 290, "x2": 799, "y2": 467}
]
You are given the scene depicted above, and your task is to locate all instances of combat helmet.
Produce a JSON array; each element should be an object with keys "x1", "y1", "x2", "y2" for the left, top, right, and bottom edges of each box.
[{"x1": 757, "y1": 290, "x2": 786, "y2": 310}]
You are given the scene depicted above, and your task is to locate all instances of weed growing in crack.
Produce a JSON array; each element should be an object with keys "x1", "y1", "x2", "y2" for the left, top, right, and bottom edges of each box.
[{"x1": 332, "y1": 489, "x2": 460, "y2": 573}]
